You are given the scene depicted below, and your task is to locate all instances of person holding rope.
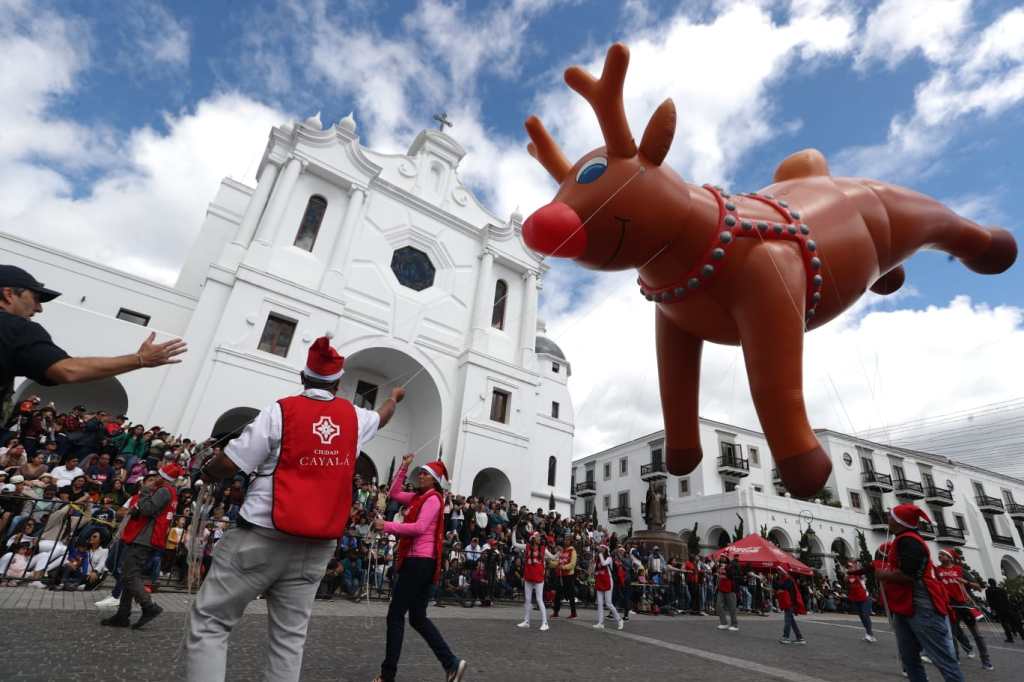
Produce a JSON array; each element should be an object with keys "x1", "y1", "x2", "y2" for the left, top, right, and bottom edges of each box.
[
  {"x1": 876, "y1": 504, "x2": 964, "y2": 682},
  {"x1": 100, "y1": 463, "x2": 182, "y2": 629},
  {"x1": 186, "y1": 335, "x2": 404, "y2": 682},
  {"x1": 593, "y1": 543, "x2": 624, "y2": 630},
  {"x1": 370, "y1": 453, "x2": 467, "y2": 682},
  {"x1": 936, "y1": 549, "x2": 993, "y2": 670},
  {"x1": 513, "y1": 529, "x2": 558, "y2": 631}
]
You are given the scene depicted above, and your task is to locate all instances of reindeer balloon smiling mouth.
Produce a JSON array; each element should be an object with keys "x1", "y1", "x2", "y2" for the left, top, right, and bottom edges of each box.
[{"x1": 523, "y1": 44, "x2": 1017, "y2": 498}]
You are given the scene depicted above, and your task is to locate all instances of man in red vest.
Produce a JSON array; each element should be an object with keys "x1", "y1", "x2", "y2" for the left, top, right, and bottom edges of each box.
[
  {"x1": 936, "y1": 549, "x2": 992, "y2": 670},
  {"x1": 187, "y1": 335, "x2": 405, "y2": 682},
  {"x1": 100, "y1": 462, "x2": 182, "y2": 629},
  {"x1": 876, "y1": 503, "x2": 964, "y2": 682}
]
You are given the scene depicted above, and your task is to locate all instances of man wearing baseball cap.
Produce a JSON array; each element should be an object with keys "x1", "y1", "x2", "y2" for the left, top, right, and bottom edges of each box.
[{"x1": 0, "y1": 264, "x2": 187, "y2": 409}]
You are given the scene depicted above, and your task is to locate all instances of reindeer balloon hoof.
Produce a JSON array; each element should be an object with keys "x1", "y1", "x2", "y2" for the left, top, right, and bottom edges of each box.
[{"x1": 523, "y1": 44, "x2": 1017, "y2": 499}]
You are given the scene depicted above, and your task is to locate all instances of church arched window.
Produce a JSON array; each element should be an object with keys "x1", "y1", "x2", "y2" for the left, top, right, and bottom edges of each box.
[
  {"x1": 294, "y1": 195, "x2": 327, "y2": 251},
  {"x1": 547, "y1": 456, "x2": 557, "y2": 487},
  {"x1": 491, "y1": 279, "x2": 507, "y2": 330}
]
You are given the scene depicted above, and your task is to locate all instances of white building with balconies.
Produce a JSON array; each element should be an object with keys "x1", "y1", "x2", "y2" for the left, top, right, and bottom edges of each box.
[
  {"x1": 2, "y1": 113, "x2": 574, "y2": 513},
  {"x1": 572, "y1": 418, "x2": 1024, "y2": 581}
]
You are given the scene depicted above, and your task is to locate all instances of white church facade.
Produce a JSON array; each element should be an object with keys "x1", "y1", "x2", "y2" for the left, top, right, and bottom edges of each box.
[{"x1": 1, "y1": 113, "x2": 575, "y2": 514}]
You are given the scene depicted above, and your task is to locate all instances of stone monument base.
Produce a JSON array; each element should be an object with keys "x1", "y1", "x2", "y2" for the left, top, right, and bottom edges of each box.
[{"x1": 626, "y1": 530, "x2": 688, "y2": 561}]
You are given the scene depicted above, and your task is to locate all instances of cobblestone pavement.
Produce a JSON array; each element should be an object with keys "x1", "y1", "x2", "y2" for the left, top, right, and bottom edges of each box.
[{"x1": 0, "y1": 587, "x2": 1020, "y2": 681}]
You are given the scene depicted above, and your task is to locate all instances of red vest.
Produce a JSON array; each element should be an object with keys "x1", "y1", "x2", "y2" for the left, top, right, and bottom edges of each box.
[
  {"x1": 122, "y1": 483, "x2": 177, "y2": 548},
  {"x1": 272, "y1": 395, "x2": 358, "y2": 539},
  {"x1": 717, "y1": 565, "x2": 734, "y2": 593},
  {"x1": 881, "y1": 531, "x2": 949, "y2": 617},
  {"x1": 935, "y1": 564, "x2": 969, "y2": 605},
  {"x1": 524, "y1": 544, "x2": 546, "y2": 583},
  {"x1": 846, "y1": 573, "x2": 868, "y2": 602},
  {"x1": 394, "y1": 489, "x2": 445, "y2": 584},
  {"x1": 595, "y1": 556, "x2": 612, "y2": 591}
]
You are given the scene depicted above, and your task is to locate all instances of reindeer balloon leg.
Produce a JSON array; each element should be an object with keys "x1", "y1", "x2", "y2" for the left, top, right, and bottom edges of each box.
[{"x1": 523, "y1": 43, "x2": 1017, "y2": 498}]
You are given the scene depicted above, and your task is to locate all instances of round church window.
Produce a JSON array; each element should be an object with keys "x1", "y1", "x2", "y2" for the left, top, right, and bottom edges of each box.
[
  {"x1": 391, "y1": 246, "x2": 436, "y2": 291},
  {"x1": 842, "y1": 452, "x2": 853, "y2": 467}
]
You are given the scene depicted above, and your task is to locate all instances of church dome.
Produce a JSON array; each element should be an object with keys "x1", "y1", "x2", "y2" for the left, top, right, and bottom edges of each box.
[{"x1": 535, "y1": 335, "x2": 566, "y2": 361}]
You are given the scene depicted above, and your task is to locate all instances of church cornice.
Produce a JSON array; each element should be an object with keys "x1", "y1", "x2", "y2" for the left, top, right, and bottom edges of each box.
[{"x1": 458, "y1": 348, "x2": 541, "y2": 386}]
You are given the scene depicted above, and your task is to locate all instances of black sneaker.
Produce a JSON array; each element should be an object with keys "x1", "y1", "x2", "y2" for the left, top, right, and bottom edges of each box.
[
  {"x1": 446, "y1": 659, "x2": 467, "y2": 681},
  {"x1": 132, "y1": 603, "x2": 164, "y2": 629},
  {"x1": 101, "y1": 614, "x2": 131, "y2": 627}
]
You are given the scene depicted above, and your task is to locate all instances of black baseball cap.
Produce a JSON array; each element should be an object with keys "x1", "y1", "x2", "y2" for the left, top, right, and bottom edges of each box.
[{"x1": 0, "y1": 265, "x2": 61, "y2": 302}]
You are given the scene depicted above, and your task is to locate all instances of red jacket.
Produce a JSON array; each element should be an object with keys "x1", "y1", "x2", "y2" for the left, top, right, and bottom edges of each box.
[
  {"x1": 935, "y1": 564, "x2": 969, "y2": 605},
  {"x1": 272, "y1": 395, "x2": 358, "y2": 539},
  {"x1": 595, "y1": 556, "x2": 612, "y2": 591},
  {"x1": 524, "y1": 544, "x2": 546, "y2": 583},
  {"x1": 846, "y1": 570, "x2": 868, "y2": 603},
  {"x1": 122, "y1": 482, "x2": 177, "y2": 548}
]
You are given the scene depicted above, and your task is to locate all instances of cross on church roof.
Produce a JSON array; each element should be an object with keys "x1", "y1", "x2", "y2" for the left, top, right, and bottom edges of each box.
[{"x1": 433, "y1": 112, "x2": 453, "y2": 132}]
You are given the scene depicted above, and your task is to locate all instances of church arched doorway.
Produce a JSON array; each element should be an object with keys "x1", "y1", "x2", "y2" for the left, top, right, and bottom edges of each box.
[
  {"x1": 211, "y1": 407, "x2": 259, "y2": 441},
  {"x1": 356, "y1": 452, "x2": 378, "y2": 484},
  {"x1": 831, "y1": 537, "x2": 853, "y2": 563},
  {"x1": 471, "y1": 468, "x2": 511, "y2": 500},
  {"x1": 1002, "y1": 555, "x2": 1023, "y2": 578},
  {"x1": 13, "y1": 377, "x2": 129, "y2": 416},
  {"x1": 339, "y1": 346, "x2": 444, "y2": 484},
  {"x1": 768, "y1": 528, "x2": 792, "y2": 550}
]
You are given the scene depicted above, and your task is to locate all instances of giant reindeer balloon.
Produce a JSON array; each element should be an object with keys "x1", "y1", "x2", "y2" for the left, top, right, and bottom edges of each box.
[{"x1": 523, "y1": 44, "x2": 1017, "y2": 498}]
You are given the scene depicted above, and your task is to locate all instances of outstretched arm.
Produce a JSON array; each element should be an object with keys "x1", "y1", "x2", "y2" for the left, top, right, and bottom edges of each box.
[
  {"x1": 375, "y1": 387, "x2": 406, "y2": 429},
  {"x1": 47, "y1": 333, "x2": 187, "y2": 384}
]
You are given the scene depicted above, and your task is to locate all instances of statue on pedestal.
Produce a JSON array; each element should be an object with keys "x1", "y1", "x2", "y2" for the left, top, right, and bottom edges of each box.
[{"x1": 644, "y1": 479, "x2": 668, "y2": 531}]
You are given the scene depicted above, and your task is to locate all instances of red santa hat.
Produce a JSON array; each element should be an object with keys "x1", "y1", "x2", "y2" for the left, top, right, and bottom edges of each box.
[
  {"x1": 303, "y1": 334, "x2": 345, "y2": 382},
  {"x1": 890, "y1": 503, "x2": 931, "y2": 529},
  {"x1": 417, "y1": 460, "x2": 449, "y2": 488},
  {"x1": 159, "y1": 463, "x2": 184, "y2": 483},
  {"x1": 938, "y1": 549, "x2": 955, "y2": 561}
]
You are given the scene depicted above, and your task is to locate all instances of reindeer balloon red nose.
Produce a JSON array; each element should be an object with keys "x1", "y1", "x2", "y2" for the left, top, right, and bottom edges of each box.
[{"x1": 523, "y1": 43, "x2": 1017, "y2": 498}]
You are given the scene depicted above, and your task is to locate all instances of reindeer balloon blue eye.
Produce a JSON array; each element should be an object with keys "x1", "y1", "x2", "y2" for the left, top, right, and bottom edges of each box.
[{"x1": 576, "y1": 156, "x2": 607, "y2": 184}]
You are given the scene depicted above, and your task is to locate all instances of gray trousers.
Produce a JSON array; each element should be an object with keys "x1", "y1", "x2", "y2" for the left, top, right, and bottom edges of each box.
[
  {"x1": 717, "y1": 591, "x2": 738, "y2": 627},
  {"x1": 187, "y1": 526, "x2": 335, "y2": 682},
  {"x1": 115, "y1": 542, "x2": 154, "y2": 618}
]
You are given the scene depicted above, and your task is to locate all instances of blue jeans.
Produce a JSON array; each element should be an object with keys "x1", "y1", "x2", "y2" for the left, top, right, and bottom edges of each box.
[
  {"x1": 854, "y1": 598, "x2": 873, "y2": 635},
  {"x1": 893, "y1": 586, "x2": 964, "y2": 682},
  {"x1": 783, "y1": 608, "x2": 802, "y2": 640}
]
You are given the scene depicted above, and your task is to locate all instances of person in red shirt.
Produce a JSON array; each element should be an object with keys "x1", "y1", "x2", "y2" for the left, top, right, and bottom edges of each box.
[
  {"x1": 774, "y1": 566, "x2": 806, "y2": 644},
  {"x1": 685, "y1": 554, "x2": 701, "y2": 614},
  {"x1": 845, "y1": 559, "x2": 876, "y2": 642},
  {"x1": 936, "y1": 549, "x2": 992, "y2": 670},
  {"x1": 715, "y1": 554, "x2": 740, "y2": 631}
]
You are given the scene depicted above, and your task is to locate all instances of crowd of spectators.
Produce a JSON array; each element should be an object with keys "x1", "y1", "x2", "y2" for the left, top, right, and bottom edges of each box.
[{"x1": 2, "y1": 395, "x2": 1024, "y2": 640}]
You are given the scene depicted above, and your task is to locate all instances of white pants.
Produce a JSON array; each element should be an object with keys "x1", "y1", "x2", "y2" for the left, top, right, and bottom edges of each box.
[
  {"x1": 596, "y1": 588, "x2": 621, "y2": 626},
  {"x1": 523, "y1": 580, "x2": 547, "y2": 625}
]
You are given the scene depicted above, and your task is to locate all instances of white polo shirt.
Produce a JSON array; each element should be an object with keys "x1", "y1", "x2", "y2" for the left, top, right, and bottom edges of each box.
[{"x1": 226, "y1": 389, "x2": 381, "y2": 530}]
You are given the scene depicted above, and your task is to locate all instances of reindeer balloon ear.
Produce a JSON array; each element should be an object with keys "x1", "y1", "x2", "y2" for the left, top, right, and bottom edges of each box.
[{"x1": 639, "y1": 98, "x2": 676, "y2": 166}]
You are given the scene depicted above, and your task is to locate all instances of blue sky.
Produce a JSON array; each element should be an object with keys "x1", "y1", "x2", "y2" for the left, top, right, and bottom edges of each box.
[{"x1": 2, "y1": 0, "x2": 1023, "y2": 463}]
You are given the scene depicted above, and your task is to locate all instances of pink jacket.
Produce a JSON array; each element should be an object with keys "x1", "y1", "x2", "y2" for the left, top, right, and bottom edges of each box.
[{"x1": 381, "y1": 464, "x2": 440, "y2": 559}]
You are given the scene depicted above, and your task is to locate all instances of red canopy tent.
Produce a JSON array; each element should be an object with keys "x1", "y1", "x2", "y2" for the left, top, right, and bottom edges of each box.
[{"x1": 709, "y1": 534, "x2": 814, "y2": 576}]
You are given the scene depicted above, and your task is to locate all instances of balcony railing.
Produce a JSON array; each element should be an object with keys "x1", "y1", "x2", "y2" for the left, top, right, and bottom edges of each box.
[
  {"x1": 989, "y1": 531, "x2": 1015, "y2": 546},
  {"x1": 924, "y1": 485, "x2": 954, "y2": 506},
  {"x1": 894, "y1": 479, "x2": 924, "y2": 499},
  {"x1": 861, "y1": 471, "x2": 893, "y2": 491},
  {"x1": 608, "y1": 507, "x2": 632, "y2": 523},
  {"x1": 975, "y1": 494, "x2": 1005, "y2": 513},
  {"x1": 640, "y1": 461, "x2": 667, "y2": 481},
  {"x1": 1007, "y1": 502, "x2": 1024, "y2": 519},
  {"x1": 574, "y1": 480, "x2": 597, "y2": 497},
  {"x1": 918, "y1": 520, "x2": 936, "y2": 538},
  {"x1": 936, "y1": 524, "x2": 966, "y2": 544},
  {"x1": 772, "y1": 468, "x2": 782, "y2": 483},
  {"x1": 717, "y1": 455, "x2": 750, "y2": 477}
]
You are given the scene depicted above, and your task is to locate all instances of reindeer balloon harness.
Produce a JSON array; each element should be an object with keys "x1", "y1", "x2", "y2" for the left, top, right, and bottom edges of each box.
[{"x1": 523, "y1": 44, "x2": 1017, "y2": 498}]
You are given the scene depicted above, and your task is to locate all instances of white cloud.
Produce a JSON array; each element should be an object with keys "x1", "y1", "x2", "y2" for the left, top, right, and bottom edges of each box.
[
  {"x1": 532, "y1": 1, "x2": 856, "y2": 184},
  {"x1": 121, "y1": 1, "x2": 191, "y2": 71},
  {"x1": 855, "y1": 0, "x2": 971, "y2": 70},
  {"x1": 836, "y1": 6, "x2": 1024, "y2": 181}
]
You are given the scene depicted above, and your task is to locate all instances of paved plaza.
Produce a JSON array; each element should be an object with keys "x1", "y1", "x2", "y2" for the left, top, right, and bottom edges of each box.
[{"x1": 0, "y1": 587, "x2": 1020, "y2": 681}]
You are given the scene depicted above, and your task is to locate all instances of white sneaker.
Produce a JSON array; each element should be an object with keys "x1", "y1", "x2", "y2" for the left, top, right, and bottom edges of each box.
[
  {"x1": 966, "y1": 650, "x2": 976, "y2": 659},
  {"x1": 539, "y1": 623, "x2": 549, "y2": 631},
  {"x1": 593, "y1": 623, "x2": 605, "y2": 629},
  {"x1": 29, "y1": 581, "x2": 45, "y2": 589},
  {"x1": 516, "y1": 621, "x2": 530, "y2": 629},
  {"x1": 729, "y1": 626, "x2": 739, "y2": 632},
  {"x1": 865, "y1": 634, "x2": 877, "y2": 642},
  {"x1": 921, "y1": 655, "x2": 932, "y2": 664},
  {"x1": 617, "y1": 620, "x2": 624, "y2": 630},
  {"x1": 94, "y1": 596, "x2": 120, "y2": 608},
  {"x1": 717, "y1": 624, "x2": 730, "y2": 630}
]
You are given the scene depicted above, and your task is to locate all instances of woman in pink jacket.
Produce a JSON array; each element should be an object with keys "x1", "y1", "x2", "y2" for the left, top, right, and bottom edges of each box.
[{"x1": 372, "y1": 454, "x2": 467, "y2": 682}]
